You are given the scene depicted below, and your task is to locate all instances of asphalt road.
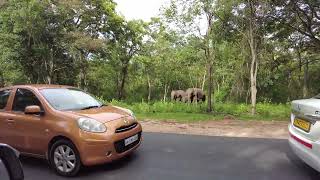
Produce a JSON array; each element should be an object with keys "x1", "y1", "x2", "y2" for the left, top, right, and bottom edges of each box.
[{"x1": 21, "y1": 132, "x2": 320, "y2": 180}]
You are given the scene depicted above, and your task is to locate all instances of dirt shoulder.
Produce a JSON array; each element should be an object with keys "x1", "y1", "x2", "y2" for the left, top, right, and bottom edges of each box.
[{"x1": 140, "y1": 119, "x2": 289, "y2": 139}]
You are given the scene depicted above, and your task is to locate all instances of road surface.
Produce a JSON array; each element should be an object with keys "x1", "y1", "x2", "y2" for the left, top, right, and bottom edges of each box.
[{"x1": 21, "y1": 132, "x2": 320, "y2": 180}]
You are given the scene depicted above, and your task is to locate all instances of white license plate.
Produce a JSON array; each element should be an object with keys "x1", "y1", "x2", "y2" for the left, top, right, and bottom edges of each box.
[{"x1": 124, "y1": 134, "x2": 139, "y2": 146}]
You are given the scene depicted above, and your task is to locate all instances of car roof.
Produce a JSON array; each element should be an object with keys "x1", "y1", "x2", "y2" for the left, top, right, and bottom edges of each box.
[{"x1": 0, "y1": 84, "x2": 74, "y2": 91}]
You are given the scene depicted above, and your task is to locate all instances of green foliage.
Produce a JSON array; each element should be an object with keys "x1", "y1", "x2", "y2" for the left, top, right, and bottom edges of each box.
[
  {"x1": 108, "y1": 100, "x2": 290, "y2": 121},
  {"x1": 0, "y1": 0, "x2": 319, "y2": 118}
]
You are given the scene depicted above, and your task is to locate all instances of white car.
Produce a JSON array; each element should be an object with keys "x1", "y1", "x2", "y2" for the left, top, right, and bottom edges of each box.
[{"x1": 289, "y1": 96, "x2": 320, "y2": 172}]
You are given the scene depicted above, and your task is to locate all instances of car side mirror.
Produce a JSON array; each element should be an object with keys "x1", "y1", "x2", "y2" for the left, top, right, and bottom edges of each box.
[
  {"x1": 25, "y1": 105, "x2": 43, "y2": 115},
  {"x1": 0, "y1": 144, "x2": 24, "y2": 180}
]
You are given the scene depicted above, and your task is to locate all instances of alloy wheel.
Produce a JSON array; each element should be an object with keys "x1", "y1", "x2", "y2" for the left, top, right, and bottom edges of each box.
[{"x1": 53, "y1": 145, "x2": 76, "y2": 173}]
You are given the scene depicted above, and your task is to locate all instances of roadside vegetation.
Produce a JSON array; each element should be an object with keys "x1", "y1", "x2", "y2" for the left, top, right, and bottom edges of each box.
[
  {"x1": 108, "y1": 100, "x2": 291, "y2": 122},
  {"x1": 0, "y1": 0, "x2": 318, "y2": 122}
]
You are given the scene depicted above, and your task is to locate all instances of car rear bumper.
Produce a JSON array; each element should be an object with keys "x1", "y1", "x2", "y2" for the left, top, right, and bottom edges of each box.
[
  {"x1": 77, "y1": 123, "x2": 142, "y2": 166},
  {"x1": 289, "y1": 124, "x2": 320, "y2": 172}
]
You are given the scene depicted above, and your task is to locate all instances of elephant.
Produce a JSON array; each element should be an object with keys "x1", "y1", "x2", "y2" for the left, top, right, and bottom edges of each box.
[
  {"x1": 171, "y1": 90, "x2": 187, "y2": 102},
  {"x1": 185, "y1": 88, "x2": 206, "y2": 103}
]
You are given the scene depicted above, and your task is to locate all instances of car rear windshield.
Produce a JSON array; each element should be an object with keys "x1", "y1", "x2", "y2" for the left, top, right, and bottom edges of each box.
[{"x1": 40, "y1": 88, "x2": 102, "y2": 111}]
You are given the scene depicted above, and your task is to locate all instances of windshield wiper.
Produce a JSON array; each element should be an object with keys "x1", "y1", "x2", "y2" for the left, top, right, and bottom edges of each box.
[{"x1": 81, "y1": 105, "x2": 100, "y2": 110}]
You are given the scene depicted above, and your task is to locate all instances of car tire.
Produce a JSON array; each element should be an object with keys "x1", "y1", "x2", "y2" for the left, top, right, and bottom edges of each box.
[
  {"x1": 0, "y1": 145, "x2": 24, "y2": 180},
  {"x1": 49, "y1": 139, "x2": 81, "y2": 177}
]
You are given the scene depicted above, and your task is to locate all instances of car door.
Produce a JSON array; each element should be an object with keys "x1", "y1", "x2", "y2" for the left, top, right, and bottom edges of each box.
[
  {"x1": 0, "y1": 89, "x2": 13, "y2": 145},
  {"x1": 9, "y1": 88, "x2": 49, "y2": 155}
]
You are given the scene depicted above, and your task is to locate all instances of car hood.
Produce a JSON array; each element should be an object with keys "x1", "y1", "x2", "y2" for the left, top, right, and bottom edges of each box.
[{"x1": 67, "y1": 105, "x2": 130, "y2": 123}]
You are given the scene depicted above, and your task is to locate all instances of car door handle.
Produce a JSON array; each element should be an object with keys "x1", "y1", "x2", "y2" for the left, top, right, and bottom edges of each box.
[{"x1": 6, "y1": 119, "x2": 15, "y2": 123}]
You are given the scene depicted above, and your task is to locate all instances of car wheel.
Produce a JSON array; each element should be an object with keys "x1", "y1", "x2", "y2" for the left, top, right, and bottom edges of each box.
[
  {"x1": 49, "y1": 139, "x2": 81, "y2": 177},
  {"x1": 0, "y1": 145, "x2": 24, "y2": 180}
]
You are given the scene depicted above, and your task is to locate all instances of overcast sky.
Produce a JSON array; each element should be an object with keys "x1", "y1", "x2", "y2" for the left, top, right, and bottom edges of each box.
[{"x1": 114, "y1": 0, "x2": 169, "y2": 21}]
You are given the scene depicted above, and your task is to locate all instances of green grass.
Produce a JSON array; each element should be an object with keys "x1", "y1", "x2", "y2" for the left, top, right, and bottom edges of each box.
[
  {"x1": 136, "y1": 112, "x2": 225, "y2": 122},
  {"x1": 106, "y1": 100, "x2": 291, "y2": 122}
]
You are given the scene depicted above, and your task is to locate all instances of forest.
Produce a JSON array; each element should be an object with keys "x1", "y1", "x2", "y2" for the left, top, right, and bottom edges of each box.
[{"x1": 0, "y1": 0, "x2": 319, "y2": 119}]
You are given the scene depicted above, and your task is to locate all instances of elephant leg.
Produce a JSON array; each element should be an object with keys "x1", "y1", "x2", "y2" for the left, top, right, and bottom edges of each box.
[
  {"x1": 197, "y1": 95, "x2": 201, "y2": 102},
  {"x1": 202, "y1": 95, "x2": 206, "y2": 102},
  {"x1": 190, "y1": 93, "x2": 195, "y2": 103},
  {"x1": 192, "y1": 93, "x2": 196, "y2": 103},
  {"x1": 180, "y1": 95, "x2": 184, "y2": 102},
  {"x1": 171, "y1": 94, "x2": 176, "y2": 101},
  {"x1": 188, "y1": 94, "x2": 192, "y2": 103}
]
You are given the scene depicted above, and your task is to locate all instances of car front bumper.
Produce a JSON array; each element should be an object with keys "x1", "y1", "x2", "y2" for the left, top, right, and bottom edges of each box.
[
  {"x1": 77, "y1": 123, "x2": 142, "y2": 166},
  {"x1": 289, "y1": 124, "x2": 320, "y2": 172}
]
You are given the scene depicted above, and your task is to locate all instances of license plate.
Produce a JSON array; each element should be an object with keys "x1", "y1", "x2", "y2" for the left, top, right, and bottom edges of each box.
[
  {"x1": 293, "y1": 118, "x2": 311, "y2": 132},
  {"x1": 124, "y1": 134, "x2": 139, "y2": 146}
]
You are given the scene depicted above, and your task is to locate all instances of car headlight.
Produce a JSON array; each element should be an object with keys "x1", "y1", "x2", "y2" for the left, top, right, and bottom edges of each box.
[
  {"x1": 77, "y1": 117, "x2": 106, "y2": 133},
  {"x1": 113, "y1": 106, "x2": 136, "y2": 119},
  {"x1": 127, "y1": 109, "x2": 135, "y2": 119}
]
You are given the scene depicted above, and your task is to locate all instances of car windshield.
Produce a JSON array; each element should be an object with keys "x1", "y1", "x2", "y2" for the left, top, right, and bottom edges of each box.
[{"x1": 40, "y1": 88, "x2": 102, "y2": 111}]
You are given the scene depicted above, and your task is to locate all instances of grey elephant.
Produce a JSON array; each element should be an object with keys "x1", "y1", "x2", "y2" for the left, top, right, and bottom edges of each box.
[
  {"x1": 185, "y1": 88, "x2": 206, "y2": 103},
  {"x1": 171, "y1": 90, "x2": 187, "y2": 102}
]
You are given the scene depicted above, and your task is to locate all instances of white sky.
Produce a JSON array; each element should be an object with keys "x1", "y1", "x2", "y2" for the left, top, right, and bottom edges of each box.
[{"x1": 114, "y1": 0, "x2": 170, "y2": 21}]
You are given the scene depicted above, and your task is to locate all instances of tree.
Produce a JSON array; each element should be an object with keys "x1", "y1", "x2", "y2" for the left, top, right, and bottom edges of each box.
[
  {"x1": 164, "y1": 0, "x2": 221, "y2": 112},
  {"x1": 229, "y1": 0, "x2": 269, "y2": 114},
  {"x1": 270, "y1": 0, "x2": 320, "y2": 49},
  {"x1": 0, "y1": 0, "x2": 121, "y2": 87},
  {"x1": 247, "y1": 0, "x2": 259, "y2": 115},
  {"x1": 107, "y1": 20, "x2": 145, "y2": 99},
  {"x1": 267, "y1": 0, "x2": 320, "y2": 98}
]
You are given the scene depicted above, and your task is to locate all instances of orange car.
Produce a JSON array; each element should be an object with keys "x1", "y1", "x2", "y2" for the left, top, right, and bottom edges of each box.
[{"x1": 0, "y1": 85, "x2": 142, "y2": 176}]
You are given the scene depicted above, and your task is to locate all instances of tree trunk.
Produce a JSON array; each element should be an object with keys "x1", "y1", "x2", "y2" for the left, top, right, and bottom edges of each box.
[
  {"x1": 46, "y1": 76, "x2": 52, "y2": 85},
  {"x1": 297, "y1": 47, "x2": 302, "y2": 85},
  {"x1": 188, "y1": 72, "x2": 194, "y2": 88},
  {"x1": 79, "y1": 53, "x2": 88, "y2": 91},
  {"x1": 163, "y1": 84, "x2": 167, "y2": 102},
  {"x1": 207, "y1": 63, "x2": 213, "y2": 112},
  {"x1": 303, "y1": 59, "x2": 309, "y2": 98},
  {"x1": 118, "y1": 65, "x2": 128, "y2": 100},
  {"x1": 201, "y1": 73, "x2": 206, "y2": 91},
  {"x1": 45, "y1": 60, "x2": 53, "y2": 85},
  {"x1": 79, "y1": 68, "x2": 86, "y2": 90},
  {"x1": 248, "y1": 0, "x2": 258, "y2": 115},
  {"x1": 205, "y1": 12, "x2": 214, "y2": 112},
  {"x1": 147, "y1": 74, "x2": 151, "y2": 102},
  {"x1": 163, "y1": 84, "x2": 169, "y2": 102},
  {"x1": 45, "y1": 48, "x2": 54, "y2": 85},
  {"x1": 249, "y1": 50, "x2": 258, "y2": 115}
]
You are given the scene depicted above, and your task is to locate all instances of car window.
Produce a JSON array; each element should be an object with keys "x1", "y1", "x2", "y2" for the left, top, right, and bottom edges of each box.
[
  {"x1": 12, "y1": 88, "x2": 42, "y2": 112},
  {"x1": 0, "y1": 89, "x2": 11, "y2": 110}
]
